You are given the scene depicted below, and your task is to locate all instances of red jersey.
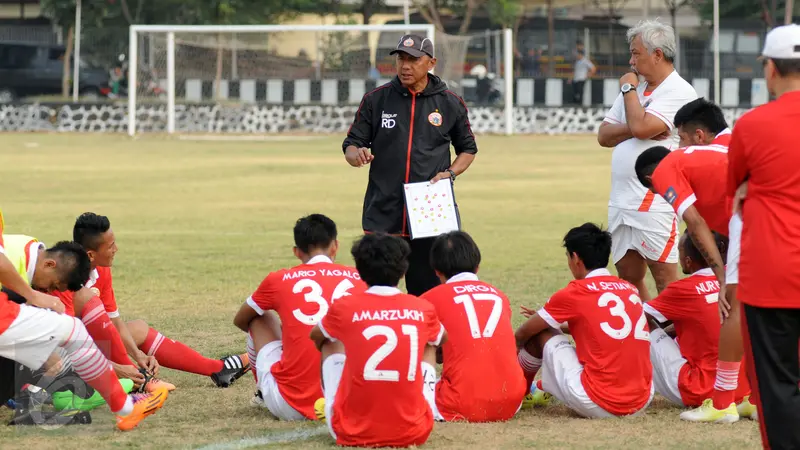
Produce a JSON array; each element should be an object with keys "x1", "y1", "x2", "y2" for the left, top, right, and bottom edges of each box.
[
  {"x1": 651, "y1": 130, "x2": 732, "y2": 236},
  {"x1": 643, "y1": 269, "x2": 720, "y2": 406},
  {"x1": 57, "y1": 266, "x2": 118, "y2": 318},
  {"x1": 0, "y1": 211, "x2": 20, "y2": 335},
  {"x1": 538, "y1": 269, "x2": 652, "y2": 416},
  {"x1": 248, "y1": 255, "x2": 365, "y2": 420},
  {"x1": 421, "y1": 273, "x2": 525, "y2": 422},
  {"x1": 319, "y1": 286, "x2": 444, "y2": 448},
  {"x1": 728, "y1": 91, "x2": 800, "y2": 308}
]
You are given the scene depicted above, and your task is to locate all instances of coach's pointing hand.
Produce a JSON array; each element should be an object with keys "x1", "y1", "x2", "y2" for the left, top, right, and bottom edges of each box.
[{"x1": 345, "y1": 146, "x2": 374, "y2": 167}]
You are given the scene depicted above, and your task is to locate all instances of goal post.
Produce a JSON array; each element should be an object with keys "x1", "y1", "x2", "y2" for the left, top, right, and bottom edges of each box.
[{"x1": 127, "y1": 24, "x2": 514, "y2": 136}]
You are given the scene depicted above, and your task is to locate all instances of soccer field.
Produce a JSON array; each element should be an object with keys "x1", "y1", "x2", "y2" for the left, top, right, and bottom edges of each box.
[{"x1": 0, "y1": 133, "x2": 760, "y2": 449}]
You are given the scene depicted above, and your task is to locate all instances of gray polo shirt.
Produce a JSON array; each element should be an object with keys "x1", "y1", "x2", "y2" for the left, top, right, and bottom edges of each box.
[{"x1": 574, "y1": 58, "x2": 595, "y2": 81}]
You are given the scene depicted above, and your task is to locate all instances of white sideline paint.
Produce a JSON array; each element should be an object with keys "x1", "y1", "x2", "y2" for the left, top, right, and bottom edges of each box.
[
  {"x1": 195, "y1": 426, "x2": 328, "y2": 450},
  {"x1": 177, "y1": 135, "x2": 327, "y2": 142}
]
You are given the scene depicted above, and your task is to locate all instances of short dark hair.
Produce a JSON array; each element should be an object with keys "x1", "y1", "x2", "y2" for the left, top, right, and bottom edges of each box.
[
  {"x1": 772, "y1": 58, "x2": 800, "y2": 77},
  {"x1": 430, "y1": 231, "x2": 481, "y2": 279},
  {"x1": 635, "y1": 146, "x2": 672, "y2": 189},
  {"x1": 351, "y1": 233, "x2": 410, "y2": 287},
  {"x1": 46, "y1": 241, "x2": 91, "y2": 291},
  {"x1": 294, "y1": 214, "x2": 337, "y2": 254},
  {"x1": 563, "y1": 223, "x2": 612, "y2": 271},
  {"x1": 683, "y1": 231, "x2": 729, "y2": 267},
  {"x1": 674, "y1": 98, "x2": 728, "y2": 135},
  {"x1": 73, "y1": 212, "x2": 110, "y2": 251}
]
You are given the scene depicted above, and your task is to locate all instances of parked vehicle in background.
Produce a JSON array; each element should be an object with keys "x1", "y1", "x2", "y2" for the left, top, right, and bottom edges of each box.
[{"x1": 0, "y1": 41, "x2": 111, "y2": 102}]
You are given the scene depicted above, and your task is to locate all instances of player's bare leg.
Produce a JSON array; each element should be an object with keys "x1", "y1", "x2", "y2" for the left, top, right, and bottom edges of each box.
[
  {"x1": 681, "y1": 286, "x2": 748, "y2": 423},
  {"x1": 713, "y1": 288, "x2": 745, "y2": 409},
  {"x1": 316, "y1": 340, "x2": 345, "y2": 422},
  {"x1": 519, "y1": 330, "x2": 554, "y2": 408},
  {"x1": 646, "y1": 259, "x2": 678, "y2": 295},
  {"x1": 615, "y1": 250, "x2": 652, "y2": 301},
  {"x1": 127, "y1": 319, "x2": 248, "y2": 388}
]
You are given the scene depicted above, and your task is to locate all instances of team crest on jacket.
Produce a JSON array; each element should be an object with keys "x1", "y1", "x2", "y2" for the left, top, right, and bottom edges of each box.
[
  {"x1": 428, "y1": 111, "x2": 443, "y2": 126},
  {"x1": 403, "y1": 38, "x2": 414, "y2": 47},
  {"x1": 90, "y1": 287, "x2": 100, "y2": 296}
]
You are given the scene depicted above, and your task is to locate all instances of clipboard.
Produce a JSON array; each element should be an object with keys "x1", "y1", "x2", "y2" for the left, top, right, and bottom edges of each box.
[{"x1": 403, "y1": 178, "x2": 461, "y2": 240}]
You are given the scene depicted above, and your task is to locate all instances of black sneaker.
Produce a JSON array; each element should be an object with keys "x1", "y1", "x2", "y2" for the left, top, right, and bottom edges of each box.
[
  {"x1": 210, "y1": 354, "x2": 250, "y2": 388},
  {"x1": 9, "y1": 408, "x2": 91, "y2": 427}
]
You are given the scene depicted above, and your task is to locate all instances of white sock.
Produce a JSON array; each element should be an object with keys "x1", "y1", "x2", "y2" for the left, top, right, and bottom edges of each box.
[
  {"x1": 116, "y1": 396, "x2": 134, "y2": 416},
  {"x1": 421, "y1": 362, "x2": 437, "y2": 409},
  {"x1": 518, "y1": 349, "x2": 542, "y2": 376}
]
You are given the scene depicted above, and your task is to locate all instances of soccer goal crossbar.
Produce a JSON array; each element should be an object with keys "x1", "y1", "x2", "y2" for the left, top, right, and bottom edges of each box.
[{"x1": 128, "y1": 24, "x2": 513, "y2": 136}]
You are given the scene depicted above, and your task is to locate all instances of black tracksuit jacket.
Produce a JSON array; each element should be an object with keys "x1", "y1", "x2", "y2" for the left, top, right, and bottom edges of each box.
[{"x1": 342, "y1": 74, "x2": 478, "y2": 236}]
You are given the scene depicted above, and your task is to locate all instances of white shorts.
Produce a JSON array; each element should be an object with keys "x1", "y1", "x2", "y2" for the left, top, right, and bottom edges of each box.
[
  {"x1": 540, "y1": 335, "x2": 653, "y2": 418},
  {"x1": 256, "y1": 341, "x2": 305, "y2": 421},
  {"x1": 608, "y1": 206, "x2": 679, "y2": 264},
  {"x1": 0, "y1": 304, "x2": 73, "y2": 370},
  {"x1": 726, "y1": 214, "x2": 742, "y2": 285},
  {"x1": 649, "y1": 328, "x2": 686, "y2": 406},
  {"x1": 322, "y1": 353, "x2": 345, "y2": 440}
]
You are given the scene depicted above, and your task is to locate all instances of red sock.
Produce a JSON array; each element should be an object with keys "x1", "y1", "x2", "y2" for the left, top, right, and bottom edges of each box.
[
  {"x1": 141, "y1": 328, "x2": 223, "y2": 376},
  {"x1": 61, "y1": 318, "x2": 128, "y2": 413},
  {"x1": 712, "y1": 360, "x2": 740, "y2": 409},
  {"x1": 81, "y1": 296, "x2": 136, "y2": 366}
]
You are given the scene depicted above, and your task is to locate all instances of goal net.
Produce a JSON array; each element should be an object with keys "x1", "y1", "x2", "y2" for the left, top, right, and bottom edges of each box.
[{"x1": 128, "y1": 24, "x2": 513, "y2": 136}]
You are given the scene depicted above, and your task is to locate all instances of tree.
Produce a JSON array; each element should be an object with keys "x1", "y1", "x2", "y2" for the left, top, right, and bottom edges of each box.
[
  {"x1": 414, "y1": 0, "x2": 484, "y2": 34},
  {"x1": 41, "y1": 0, "x2": 112, "y2": 97},
  {"x1": 695, "y1": 0, "x2": 793, "y2": 29},
  {"x1": 591, "y1": 0, "x2": 629, "y2": 71}
]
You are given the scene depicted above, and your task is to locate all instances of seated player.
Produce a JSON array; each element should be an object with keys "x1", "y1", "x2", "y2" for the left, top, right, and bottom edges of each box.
[
  {"x1": 232, "y1": 214, "x2": 365, "y2": 420},
  {"x1": 310, "y1": 234, "x2": 446, "y2": 447},
  {"x1": 515, "y1": 223, "x2": 654, "y2": 418},
  {"x1": 0, "y1": 228, "x2": 168, "y2": 430},
  {"x1": 58, "y1": 213, "x2": 249, "y2": 391},
  {"x1": 420, "y1": 231, "x2": 526, "y2": 422},
  {"x1": 644, "y1": 232, "x2": 755, "y2": 421},
  {"x1": 2, "y1": 233, "x2": 136, "y2": 412},
  {"x1": 635, "y1": 99, "x2": 748, "y2": 422}
]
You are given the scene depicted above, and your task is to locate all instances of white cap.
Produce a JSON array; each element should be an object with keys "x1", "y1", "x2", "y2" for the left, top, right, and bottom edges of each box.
[{"x1": 761, "y1": 24, "x2": 800, "y2": 59}]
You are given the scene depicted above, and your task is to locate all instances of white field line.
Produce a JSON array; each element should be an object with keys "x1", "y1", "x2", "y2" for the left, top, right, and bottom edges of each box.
[{"x1": 194, "y1": 426, "x2": 328, "y2": 450}]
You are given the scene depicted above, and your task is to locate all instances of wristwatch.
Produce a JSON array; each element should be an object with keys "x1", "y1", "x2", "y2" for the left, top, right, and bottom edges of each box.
[
  {"x1": 446, "y1": 169, "x2": 456, "y2": 182},
  {"x1": 621, "y1": 83, "x2": 635, "y2": 95}
]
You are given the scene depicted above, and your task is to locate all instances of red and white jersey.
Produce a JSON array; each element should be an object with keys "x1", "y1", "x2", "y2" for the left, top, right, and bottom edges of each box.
[
  {"x1": 604, "y1": 71, "x2": 698, "y2": 212},
  {"x1": 538, "y1": 269, "x2": 653, "y2": 415},
  {"x1": 0, "y1": 210, "x2": 20, "y2": 335},
  {"x1": 247, "y1": 255, "x2": 365, "y2": 420},
  {"x1": 643, "y1": 268, "x2": 729, "y2": 405},
  {"x1": 319, "y1": 286, "x2": 444, "y2": 448},
  {"x1": 421, "y1": 273, "x2": 526, "y2": 422},
  {"x1": 650, "y1": 130, "x2": 732, "y2": 235},
  {"x1": 57, "y1": 266, "x2": 118, "y2": 318}
]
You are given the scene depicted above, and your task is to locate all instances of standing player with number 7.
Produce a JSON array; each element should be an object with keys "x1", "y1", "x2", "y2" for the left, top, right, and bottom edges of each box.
[
  {"x1": 310, "y1": 233, "x2": 446, "y2": 448},
  {"x1": 514, "y1": 223, "x2": 654, "y2": 418},
  {"x1": 233, "y1": 214, "x2": 365, "y2": 420}
]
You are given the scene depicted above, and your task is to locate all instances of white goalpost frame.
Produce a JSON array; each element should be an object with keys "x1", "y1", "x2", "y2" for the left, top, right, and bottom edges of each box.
[{"x1": 128, "y1": 24, "x2": 514, "y2": 136}]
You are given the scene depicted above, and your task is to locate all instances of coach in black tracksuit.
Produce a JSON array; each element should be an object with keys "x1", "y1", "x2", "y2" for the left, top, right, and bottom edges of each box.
[{"x1": 342, "y1": 34, "x2": 478, "y2": 296}]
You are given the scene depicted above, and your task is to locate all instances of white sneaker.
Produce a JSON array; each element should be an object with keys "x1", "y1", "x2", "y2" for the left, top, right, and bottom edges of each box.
[
  {"x1": 680, "y1": 399, "x2": 739, "y2": 423},
  {"x1": 250, "y1": 390, "x2": 264, "y2": 408}
]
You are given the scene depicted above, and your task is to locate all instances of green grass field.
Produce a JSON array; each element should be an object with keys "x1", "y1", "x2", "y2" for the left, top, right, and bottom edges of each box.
[{"x1": 0, "y1": 133, "x2": 760, "y2": 449}]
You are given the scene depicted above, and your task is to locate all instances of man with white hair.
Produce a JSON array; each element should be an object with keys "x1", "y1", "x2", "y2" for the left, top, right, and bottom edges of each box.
[{"x1": 597, "y1": 20, "x2": 698, "y2": 302}]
